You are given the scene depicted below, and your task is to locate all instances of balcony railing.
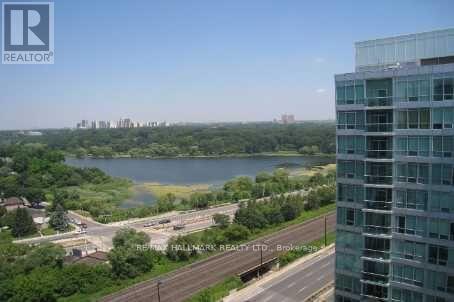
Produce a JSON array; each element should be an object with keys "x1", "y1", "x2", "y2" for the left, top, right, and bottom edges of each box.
[
  {"x1": 364, "y1": 200, "x2": 392, "y2": 211},
  {"x1": 363, "y1": 225, "x2": 392, "y2": 235},
  {"x1": 366, "y1": 123, "x2": 393, "y2": 132},
  {"x1": 363, "y1": 248, "x2": 391, "y2": 260},
  {"x1": 366, "y1": 97, "x2": 393, "y2": 107},
  {"x1": 361, "y1": 271, "x2": 389, "y2": 284},
  {"x1": 365, "y1": 175, "x2": 393, "y2": 185},
  {"x1": 367, "y1": 150, "x2": 393, "y2": 159},
  {"x1": 393, "y1": 227, "x2": 425, "y2": 237}
]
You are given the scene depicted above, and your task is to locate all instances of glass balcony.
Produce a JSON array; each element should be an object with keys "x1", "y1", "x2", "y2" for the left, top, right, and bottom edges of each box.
[
  {"x1": 367, "y1": 150, "x2": 393, "y2": 159},
  {"x1": 363, "y1": 225, "x2": 392, "y2": 235},
  {"x1": 366, "y1": 123, "x2": 393, "y2": 132},
  {"x1": 363, "y1": 248, "x2": 390, "y2": 260},
  {"x1": 365, "y1": 175, "x2": 393, "y2": 185},
  {"x1": 364, "y1": 200, "x2": 392, "y2": 211},
  {"x1": 361, "y1": 271, "x2": 389, "y2": 284},
  {"x1": 366, "y1": 97, "x2": 393, "y2": 107},
  {"x1": 362, "y1": 283, "x2": 389, "y2": 301}
]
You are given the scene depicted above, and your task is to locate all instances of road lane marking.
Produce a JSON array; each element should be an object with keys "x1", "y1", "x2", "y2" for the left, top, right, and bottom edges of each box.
[
  {"x1": 287, "y1": 281, "x2": 296, "y2": 288},
  {"x1": 321, "y1": 262, "x2": 331, "y2": 269},
  {"x1": 262, "y1": 295, "x2": 275, "y2": 302},
  {"x1": 297, "y1": 286, "x2": 307, "y2": 293}
]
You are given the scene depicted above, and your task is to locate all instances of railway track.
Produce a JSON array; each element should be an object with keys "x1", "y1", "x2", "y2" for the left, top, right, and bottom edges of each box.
[{"x1": 101, "y1": 212, "x2": 336, "y2": 302}]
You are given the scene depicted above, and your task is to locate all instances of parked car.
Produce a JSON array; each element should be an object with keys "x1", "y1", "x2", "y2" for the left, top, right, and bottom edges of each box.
[
  {"x1": 173, "y1": 224, "x2": 185, "y2": 230},
  {"x1": 158, "y1": 219, "x2": 171, "y2": 224},
  {"x1": 144, "y1": 221, "x2": 157, "y2": 227}
]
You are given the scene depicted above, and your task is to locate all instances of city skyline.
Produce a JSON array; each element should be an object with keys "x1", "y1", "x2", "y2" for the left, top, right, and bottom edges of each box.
[{"x1": 1, "y1": 0, "x2": 453, "y2": 130}]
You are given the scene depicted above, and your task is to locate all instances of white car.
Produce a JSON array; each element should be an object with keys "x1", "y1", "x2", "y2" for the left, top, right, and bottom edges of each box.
[{"x1": 75, "y1": 229, "x2": 87, "y2": 234}]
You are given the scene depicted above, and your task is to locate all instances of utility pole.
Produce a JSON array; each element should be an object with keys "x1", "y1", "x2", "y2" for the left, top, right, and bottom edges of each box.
[
  {"x1": 157, "y1": 280, "x2": 162, "y2": 302},
  {"x1": 324, "y1": 215, "x2": 327, "y2": 247}
]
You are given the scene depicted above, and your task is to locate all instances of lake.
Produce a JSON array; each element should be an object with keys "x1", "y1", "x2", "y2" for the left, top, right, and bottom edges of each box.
[
  {"x1": 66, "y1": 156, "x2": 333, "y2": 185},
  {"x1": 66, "y1": 156, "x2": 334, "y2": 207}
]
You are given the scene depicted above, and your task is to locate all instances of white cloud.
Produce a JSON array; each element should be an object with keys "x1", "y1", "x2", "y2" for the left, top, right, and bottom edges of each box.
[
  {"x1": 314, "y1": 57, "x2": 325, "y2": 63},
  {"x1": 316, "y1": 88, "x2": 326, "y2": 93}
]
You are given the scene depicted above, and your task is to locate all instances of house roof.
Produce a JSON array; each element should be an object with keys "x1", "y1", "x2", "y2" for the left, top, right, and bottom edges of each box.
[
  {"x1": 2, "y1": 197, "x2": 24, "y2": 206},
  {"x1": 65, "y1": 251, "x2": 109, "y2": 266}
]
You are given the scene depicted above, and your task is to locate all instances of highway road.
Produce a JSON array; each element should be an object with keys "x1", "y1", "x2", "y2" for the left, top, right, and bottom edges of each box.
[
  {"x1": 100, "y1": 212, "x2": 336, "y2": 302},
  {"x1": 228, "y1": 246, "x2": 334, "y2": 302}
]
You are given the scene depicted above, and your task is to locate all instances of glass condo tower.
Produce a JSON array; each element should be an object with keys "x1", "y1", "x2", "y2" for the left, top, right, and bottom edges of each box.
[{"x1": 335, "y1": 29, "x2": 454, "y2": 302}]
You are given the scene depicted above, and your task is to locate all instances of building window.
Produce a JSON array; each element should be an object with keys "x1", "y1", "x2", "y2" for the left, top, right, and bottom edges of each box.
[
  {"x1": 337, "y1": 111, "x2": 365, "y2": 130},
  {"x1": 428, "y1": 218, "x2": 454, "y2": 241},
  {"x1": 433, "y1": 77, "x2": 454, "y2": 101},
  {"x1": 430, "y1": 191, "x2": 454, "y2": 213},
  {"x1": 336, "y1": 230, "x2": 362, "y2": 250},
  {"x1": 433, "y1": 108, "x2": 454, "y2": 129},
  {"x1": 392, "y1": 264, "x2": 424, "y2": 287},
  {"x1": 433, "y1": 136, "x2": 454, "y2": 158},
  {"x1": 426, "y1": 270, "x2": 454, "y2": 293},
  {"x1": 428, "y1": 245, "x2": 449, "y2": 266},
  {"x1": 337, "y1": 160, "x2": 364, "y2": 180},
  {"x1": 395, "y1": 189, "x2": 427, "y2": 210},
  {"x1": 335, "y1": 274, "x2": 361, "y2": 294},
  {"x1": 396, "y1": 109, "x2": 430, "y2": 129},
  {"x1": 392, "y1": 239, "x2": 425, "y2": 261},
  {"x1": 395, "y1": 215, "x2": 426, "y2": 236},
  {"x1": 336, "y1": 80, "x2": 365, "y2": 105},
  {"x1": 337, "y1": 207, "x2": 362, "y2": 227},
  {"x1": 338, "y1": 184, "x2": 363, "y2": 203},
  {"x1": 391, "y1": 288, "x2": 423, "y2": 302},
  {"x1": 432, "y1": 164, "x2": 454, "y2": 186},
  {"x1": 396, "y1": 162, "x2": 429, "y2": 184},
  {"x1": 336, "y1": 253, "x2": 361, "y2": 273},
  {"x1": 338, "y1": 136, "x2": 365, "y2": 155},
  {"x1": 395, "y1": 77, "x2": 430, "y2": 102}
]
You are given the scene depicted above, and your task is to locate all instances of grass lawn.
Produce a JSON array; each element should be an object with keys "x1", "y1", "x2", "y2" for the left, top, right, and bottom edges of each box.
[
  {"x1": 139, "y1": 182, "x2": 211, "y2": 199},
  {"x1": 290, "y1": 163, "x2": 336, "y2": 178}
]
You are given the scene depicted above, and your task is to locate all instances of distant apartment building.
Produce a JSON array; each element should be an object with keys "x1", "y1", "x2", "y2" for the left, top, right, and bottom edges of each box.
[
  {"x1": 280, "y1": 114, "x2": 296, "y2": 124},
  {"x1": 335, "y1": 29, "x2": 454, "y2": 302},
  {"x1": 76, "y1": 118, "x2": 164, "y2": 129}
]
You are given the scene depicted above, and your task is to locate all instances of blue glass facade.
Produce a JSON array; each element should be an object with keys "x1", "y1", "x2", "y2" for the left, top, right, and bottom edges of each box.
[{"x1": 335, "y1": 29, "x2": 454, "y2": 302}]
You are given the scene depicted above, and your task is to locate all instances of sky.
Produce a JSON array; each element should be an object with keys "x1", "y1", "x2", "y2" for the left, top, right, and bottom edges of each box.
[{"x1": 0, "y1": 0, "x2": 454, "y2": 130}]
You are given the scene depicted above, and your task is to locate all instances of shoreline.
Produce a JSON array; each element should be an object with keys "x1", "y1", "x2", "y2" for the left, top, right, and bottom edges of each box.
[{"x1": 66, "y1": 152, "x2": 335, "y2": 160}]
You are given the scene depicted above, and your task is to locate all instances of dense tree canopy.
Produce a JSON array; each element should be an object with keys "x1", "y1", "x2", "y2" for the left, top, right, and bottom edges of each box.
[{"x1": 0, "y1": 122, "x2": 335, "y2": 158}]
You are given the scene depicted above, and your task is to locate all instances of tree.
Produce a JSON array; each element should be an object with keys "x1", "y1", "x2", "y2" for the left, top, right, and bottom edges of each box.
[
  {"x1": 280, "y1": 200, "x2": 301, "y2": 221},
  {"x1": 156, "y1": 193, "x2": 176, "y2": 213},
  {"x1": 11, "y1": 208, "x2": 36, "y2": 237},
  {"x1": 213, "y1": 213, "x2": 230, "y2": 229},
  {"x1": 223, "y1": 224, "x2": 250, "y2": 242},
  {"x1": 234, "y1": 204, "x2": 268, "y2": 230},
  {"x1": 108, "y1": 228, "x2": 155, "y2": 278},
  {"x1": 49, "y1": 204, "x2": 69, "y2": 232},
  {"x1": 108, "y1": 245, "x2": 155, "y2": 278},
  {"x1": 23, "y1": 243, "x2": 65, "y2": 271},
  {"x1": 0, "y1": 206, "x2": 6, "y2": 218},
  {"x1": 112, "y1": 228, "x2": 150, "y2": 249},
  {"x1": 166, "y1": 235, "x2": 198, "y2": 261},
  {"x1": 255, "y1": 171, "x2": 272, "y2": 183}
]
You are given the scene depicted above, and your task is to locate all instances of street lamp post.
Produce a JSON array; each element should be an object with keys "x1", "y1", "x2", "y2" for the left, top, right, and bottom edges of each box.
[
  {"x1": 258, "y1": 240, "x2": 269, "y2": 278},
  {"x1": 157, "y1": 280, "x2": 162, "y2": 302}
]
